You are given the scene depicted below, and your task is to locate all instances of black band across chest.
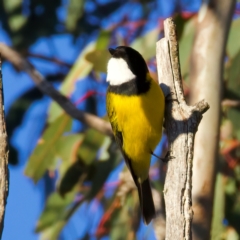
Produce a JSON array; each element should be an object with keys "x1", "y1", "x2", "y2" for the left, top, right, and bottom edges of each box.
[{"x1": 108, "y1": 78, "x2": 151, "y2": 96}]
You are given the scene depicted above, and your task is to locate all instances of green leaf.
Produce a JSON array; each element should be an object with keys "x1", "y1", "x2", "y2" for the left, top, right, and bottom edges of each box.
[
  {"x1": 98, "y1": 137, "x2": 111, "y2": 161},
  {"x1": 78, "y1": 128, "x2": 106, "y2": 165},
  {"x1": 3, "y1": 0, "x2": 21, "y2": 13},
  {"x1": 96, "y1": 30, "x2": 111, "y2": 50},
  {"x1": 225, "y1": 50, "x2": 240, "y2": 140},
  {"x1": 3, "y1": 0, "x2": 27, "y2": 32},
  {"x1": 38, "y1": 191, "x2": 85, "y2": 240},
  {"x1": 177, "y1": 17, "x2": 195, "y2": 81},
  {"x1": 85, "y1": 30, "x2": 111, "y2": 72},
  {"x1": 58, "y1": 129, "x2": 106, "y2": 196},
  {"x1": 58, "y1": 157, "x2": 86, "y2": 197},
  {"x1": 225, "y1": 177, "x2": 240, "y2": 234},
  {"x1": 56, "y1": 134, "x2": 84, "y2": 196},
  {"x1": 226, "y1": 108, "x2": 240, "y2": 140},
  {"x1": 36, "y1": 191, "x2": 76, "y2": 232},
  {"x1": 40, "y1": 222, "x2": 65, "y2": 240},
  {"x1": 227, "y1": 18, "x2": 240, "y2": 58},
  {"x1": 87, "y1": 141, "x2": 121, "y2": 200},
  {"x1": 109, "y1": 190, "x2": 140, "y2": 240},
  {"x1": 85, "y1": 49, "x2": 109, "y2": 73},
  {"x1": 226, "y1": 51, "x2": 240, "y2": 97},
  {"x1": 65, "y1": 0, "x2": 85, "y2": 32},
  {"x1": 48, "y1": 42, "x2": 95, "y2": 123},
  {"x1": 56, "y1": 134, "x2": 84, "y2": 164},
  {"x1": 225, "y1": 177, "x2": 237, "y2": 195},
  {"x1": 130, "y1": 28, "x2": 160, "y2": 60},
  {"x1": 226, "y1": 228, "x2": 239, "y2": 240},
  {"x1": 9, "y1": 14, "x2": 27, "y2": 32},
  {"x1": 25, "y1": 114, "x2": 72, "y2": 183},
  {"x1": 211, "y1": 173, "x2": 225, "y2": 240}
]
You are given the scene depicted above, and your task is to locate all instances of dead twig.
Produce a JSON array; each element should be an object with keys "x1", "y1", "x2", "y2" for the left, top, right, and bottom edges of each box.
[{"x1": 27, "y1": 52, "x2": 72, "y2": 68}]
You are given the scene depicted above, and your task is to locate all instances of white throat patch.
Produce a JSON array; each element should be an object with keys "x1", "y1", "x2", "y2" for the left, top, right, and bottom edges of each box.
[{"x1": 107, "y1": 58, "x2": 136, "y2": 85}]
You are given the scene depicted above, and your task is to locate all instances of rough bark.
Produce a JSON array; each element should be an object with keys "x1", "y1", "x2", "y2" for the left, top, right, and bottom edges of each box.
[
  {"x1": 156, "y1": 18, "x2": 209, "y2": 240},
  {"x1": 0, "y1": 57, "x2": 9, "y2": 238},
  {"x1": 189, "y1": 1, "x2": 236, "y2": 239}
]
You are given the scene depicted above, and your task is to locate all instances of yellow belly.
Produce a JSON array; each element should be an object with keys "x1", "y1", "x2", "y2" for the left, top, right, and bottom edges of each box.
[{"x1": 107, "y1": 79, "x2": 165, "y2": 180}]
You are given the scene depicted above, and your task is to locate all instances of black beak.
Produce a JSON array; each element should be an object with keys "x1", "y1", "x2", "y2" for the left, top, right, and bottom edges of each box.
[{"x1": 108, "y1": 48, "x2": 116, "y2": 55}]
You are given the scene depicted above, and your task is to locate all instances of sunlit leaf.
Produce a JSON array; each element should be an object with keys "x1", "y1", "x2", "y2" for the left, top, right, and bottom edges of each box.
[
  {"x1": 131, "y1": 28, "x2": 160, "y2": 61},
  {"x1": 226, "y1": 227, "x2": 239, "y2": 240},
  {"x1": 56, "y1": 134, "x2": 84, "y2": 196},
  {"x1": 65, "y1": 0, "x2": 85, "y2": 32},
  {"x1": 96, "y1": 30, "x2": 111, "y2": 50},
  {"x1": 177, "y1": 16, "x2": 195, "y2": 81},
  {"x1": 211, "y1": 173, "x2": 225, "y2": 240},
  {"x1": 40, "y1": 222, "x2": 65, "y2": 240},
  {"x1": 56, "y1": 134, "x2": 84, "y2": 164},
  {"x1": 85, "y1": 30, "x2": 111, "y2": 72},
  {"x1": 227, "y1": 18, "x2": 240, "y2": 58},
  {"x1": 25, "y1": 114, "x2": 72, "y2": 183},
  {"x1": 225, "y1": 51, "x2": 240, "y2": 140},
  {"x1": 48, "y1": 42, "x2": 95, "y2": 123},
  {"x1": 9, "y1": 14, "x2": 27, "y2": 32},
  {"x1": 78, "y1": 128, "x2": 106, "y2": 165},
  {"x1": 38, "y1": 192, "x2": 84, "y2": 240},
  {"x1": 36, "y1": 191, "x2": 76, "y2": 232},
  {"x1": 58, "y1": 129, "x2": 106, "y2": 196}
]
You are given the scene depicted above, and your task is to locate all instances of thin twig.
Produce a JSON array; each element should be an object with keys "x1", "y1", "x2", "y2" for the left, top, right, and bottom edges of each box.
[
  {"x1": 0, "y1": 55, "x2": 9, "y2": 238},
  {"x1": 222, "y1": 99, "x2": 240, "y2": 107},
  {"x1": 27, "y1": 52, "x2": 72, "y2": 68},
  {"x1": 0, "y1": 43, "x2": 112, "y2": 137}
]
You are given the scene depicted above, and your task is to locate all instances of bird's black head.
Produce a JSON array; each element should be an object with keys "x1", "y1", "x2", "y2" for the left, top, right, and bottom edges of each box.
[
  {"x1": 108, "y1": 46, "x2": 149, "y2": 79},
  {"x1": 107, "y1": 46, "x2": 151, "y2": 94}
]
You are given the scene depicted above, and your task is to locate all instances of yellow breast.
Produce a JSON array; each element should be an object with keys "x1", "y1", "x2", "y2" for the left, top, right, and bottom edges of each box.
[{"x1": 107, "y1": 79, "x2": 165, "y2": 179}]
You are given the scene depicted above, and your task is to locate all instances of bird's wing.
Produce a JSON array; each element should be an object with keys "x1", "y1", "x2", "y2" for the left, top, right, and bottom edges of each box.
[{"x1": 106, "y1": 92, "x2": 138, "y2": 184}]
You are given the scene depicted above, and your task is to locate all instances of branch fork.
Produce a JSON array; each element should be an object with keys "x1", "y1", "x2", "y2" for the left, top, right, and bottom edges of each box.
[{"x1": 156, "y1": 18, "x2": 209, "y2": 240}]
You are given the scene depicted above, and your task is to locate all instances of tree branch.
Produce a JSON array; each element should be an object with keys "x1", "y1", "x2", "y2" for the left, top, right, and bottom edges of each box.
[
  {"x1": 156, "y1": 18, "x2": 209, "y2": 240},
  {"x1": 0, "y1": 56, "x2": 9, "y2": 238},
  {"x1": 0, "y1": 43, "x2": 112, "y2": 137},
  {"x1": 27, "y1": 52, "x2": 72, "y2": 68}
]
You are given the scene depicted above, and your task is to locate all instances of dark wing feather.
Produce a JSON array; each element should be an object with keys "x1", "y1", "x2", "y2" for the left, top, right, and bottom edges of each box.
[{"x1": 114, "y1": 131, "x2": 155, "y2": 224}]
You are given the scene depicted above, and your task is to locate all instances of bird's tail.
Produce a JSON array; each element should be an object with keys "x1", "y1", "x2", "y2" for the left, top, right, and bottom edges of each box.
[{"x1": 136, "y1": 177, "x2": 156, "y2": 225}]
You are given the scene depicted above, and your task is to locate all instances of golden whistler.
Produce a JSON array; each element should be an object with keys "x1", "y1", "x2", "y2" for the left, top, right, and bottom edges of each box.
[{"x1": 106, "y1": 46, "x2": 165, "y2": 224}]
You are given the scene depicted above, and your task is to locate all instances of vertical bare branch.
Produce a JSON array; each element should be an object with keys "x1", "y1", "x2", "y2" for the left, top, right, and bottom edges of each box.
[
  {"x1": 0, "y1": 56, "x2": 9, "y2": 238},
  {"x1": 156, "y1": 18, "x2": 209, "y2": 240},
  {"x1": 189, "y1": 1, "x2": 236, "y2": 239}
]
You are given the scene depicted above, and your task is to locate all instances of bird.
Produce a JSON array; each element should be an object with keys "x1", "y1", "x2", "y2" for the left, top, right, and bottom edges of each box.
[{"x1": 106, "y1": 46, "x2": 165, "y2": 225}]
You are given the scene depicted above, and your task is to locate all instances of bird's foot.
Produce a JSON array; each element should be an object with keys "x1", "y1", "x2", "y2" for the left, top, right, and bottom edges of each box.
[
  {"x1": 151, "y1": 151, "x2": 174, "y2": 163},
  {"x1": 161, "y1": 151, "x2": 175, "y2": 163}
]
